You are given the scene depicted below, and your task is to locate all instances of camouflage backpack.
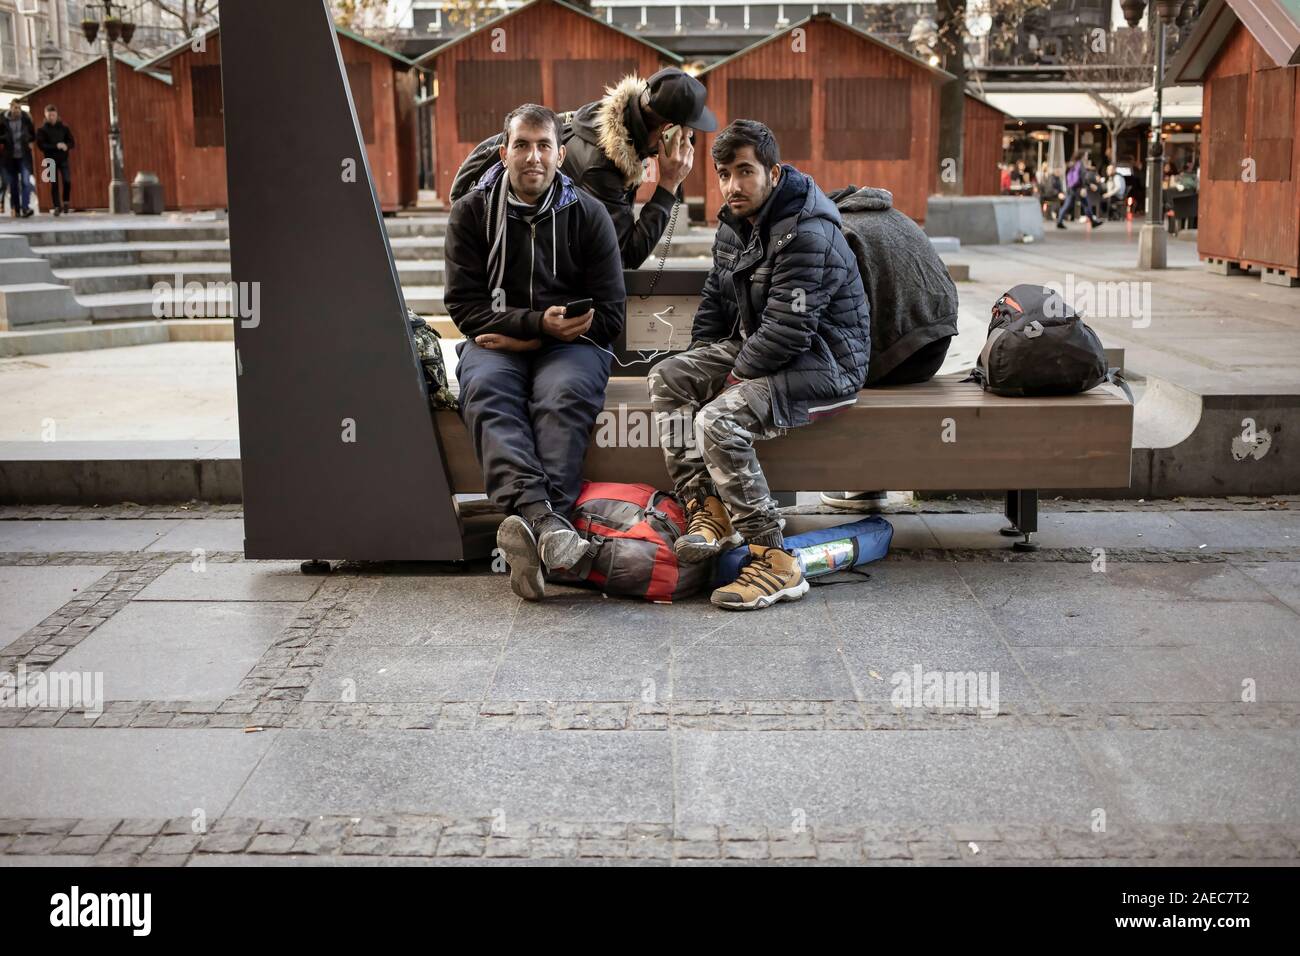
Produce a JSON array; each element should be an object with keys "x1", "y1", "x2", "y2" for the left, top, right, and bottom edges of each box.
[{"x1": 408, "y1": 312, "x2": 457, "y2": 410}]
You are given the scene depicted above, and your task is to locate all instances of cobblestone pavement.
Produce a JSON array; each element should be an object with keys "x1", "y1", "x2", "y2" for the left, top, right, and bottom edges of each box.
[{"x1": 2, "y1": 501, "x2": 1299, "y2": 866}]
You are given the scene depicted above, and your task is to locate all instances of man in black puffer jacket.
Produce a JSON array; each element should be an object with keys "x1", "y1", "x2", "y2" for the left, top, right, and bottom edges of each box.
[{"x1": 648, "y1": 120, "x2": 870, "y2": 611}]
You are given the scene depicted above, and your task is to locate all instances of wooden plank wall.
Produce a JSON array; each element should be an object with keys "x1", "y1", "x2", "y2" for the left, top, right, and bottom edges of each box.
[
  {"x1": 695, "y1": 18, "x2": 943, "y2": 224},
  {"x1": 1199, "y1": 22, "x2": 1300, "y2": 272},
  {"x1": 19, "y1": 60, "x2": 178, "y2": 210},
  {"x1": 164, "y1": 33, "x2": 417, "y2": 211},
  {"x1": 963, "y1": 94, "x2": 1007, "y2": 196},
  {"x1": 344, "y1": 39, "x2": 416, "y2": 210},
  {"x1": 430, "y1": 0, "x2": 670, "y2": 202},
  {"x1": 169, "y1": 36, "x2": 228, "y2": 209}
]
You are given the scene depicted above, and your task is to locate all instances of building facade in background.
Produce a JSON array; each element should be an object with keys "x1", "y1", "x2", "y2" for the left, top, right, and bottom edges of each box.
[{"x1": 1, "y1": 0, "x2": 213, "y2": 98}]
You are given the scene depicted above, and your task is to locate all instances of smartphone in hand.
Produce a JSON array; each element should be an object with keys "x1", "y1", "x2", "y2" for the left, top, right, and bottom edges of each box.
[{"x1": 564, "y1": 298, "x2": 593, "y2": 318}]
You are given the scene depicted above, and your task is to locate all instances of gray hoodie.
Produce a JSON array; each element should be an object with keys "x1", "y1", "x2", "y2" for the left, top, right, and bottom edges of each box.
[{"x1": 829, "y1": 186, "x2": 959, "y2": 386}]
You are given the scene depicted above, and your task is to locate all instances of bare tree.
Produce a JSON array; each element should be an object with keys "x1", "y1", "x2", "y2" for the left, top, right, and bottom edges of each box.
[
  {"x1": 439, "y1": 0, "x2": 538, "y2": 30},
  {"x1": 330, "y1": 0, "x2": 397, "y2": 32},
  {"x1": 138, "y1": 0, "x2": 219, "y2": 38},
  {"x1": 1061, "y1": 27, "x2": 1156, "y2": 161},
  {"x1": 929, "y1": 0, "x2": 1051, "y2": 195}
]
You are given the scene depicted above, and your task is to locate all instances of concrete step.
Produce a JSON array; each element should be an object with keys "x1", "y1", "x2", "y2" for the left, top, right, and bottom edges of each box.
[
  {"x1": 15, "y1": 224, "x2": 231, "y2": 245},
  {"x1": 77, "y1": 288, "x2": 232, "y2": 322},
  {"x1": 0, "y1": 236, "x2": 36, "y2": 258},
  {"x1": 0, "y1": 281, "x2": 91, "y2": 329},
  {"x1": 0, "y1": 257, "x2": 59, "y2": 284},
  {"x1": 31, "y1": 240, "x2": 232, "y2": 269},
  {"x1": 0, "y1": 318, "x2": 237, "y2": 357},
  {"x1": 52, "y1": 262, "x2": 235, "y2": 295}
]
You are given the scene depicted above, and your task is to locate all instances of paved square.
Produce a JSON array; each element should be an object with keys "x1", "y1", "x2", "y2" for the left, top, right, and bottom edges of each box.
[
  {"x1": 136, "y1": 561, "x2": 321, "y2": 602},
  {"x1": 0, "y1": 566, "x2": 113, "y2": 650},
  {"x1": 3, "y1": 501, "x2": 1299, "y2": 865},
  {"x1": 53, "y1": 600, "x2": 297, "y2": 701}
]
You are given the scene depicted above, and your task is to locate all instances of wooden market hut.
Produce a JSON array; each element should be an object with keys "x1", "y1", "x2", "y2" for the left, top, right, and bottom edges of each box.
[
  {"x1": 963, "y1": 91, "x2": 1011, "y2": 196},
  {"x1": 413, "y1": 0, "x2": 683, "y2": 203},
  {"x1": 17, "y1": 55, "x2": 177, "y2": 211},
  {"x1": 135, "y1": 25, "x2": 421, "y2": 211},
  {"x1": 1169, "y1": 0, "x2": 1300, "y2": 280},
  {"x1": 690, "y1": 12, "x2": 952, "y2": 225}
]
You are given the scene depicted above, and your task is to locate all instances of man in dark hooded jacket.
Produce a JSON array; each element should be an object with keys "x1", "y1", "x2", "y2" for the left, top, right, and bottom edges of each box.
[
  {"x1": 443, "y1": 104, "x2": 625, "y2": 602},
  {"x1": 648, "y1": 120, "x2": 870, "y2": 611},
  {"x1": 818, "y1": 184, "x2": 960, "y2": 512},
  {"x1": 449, "y1": 68, "x2": 717, "y2": 268}
]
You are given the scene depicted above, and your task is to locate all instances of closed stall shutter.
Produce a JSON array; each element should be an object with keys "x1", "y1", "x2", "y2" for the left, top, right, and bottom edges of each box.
[
  {"x1": 456, "y1": 59, "x2": 542, "y2": 142},
  {"x1": 553, "y1": 59, "x2": 636, "y2": 112},
  {"x1": 726, "y1": 78, "x2": 812, "y2": 159},
  {"x1": 191, "y1": 64, "x2": 224, "y2": 148},
  {"x1": 825, "y1": 77, "x2": 910, "y2": 161},
  {"x1": 1208, "y1": 73, "x2": 1248, "y2": 181},
  {"x1": 1251, "y1": 67, "x2": 1295, "y2": 182}
]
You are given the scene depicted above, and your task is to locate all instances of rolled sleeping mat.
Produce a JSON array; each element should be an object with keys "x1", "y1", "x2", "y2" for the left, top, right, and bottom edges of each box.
[{"x1": 713, "y1": 516, "x2": 894, "y2": 587}]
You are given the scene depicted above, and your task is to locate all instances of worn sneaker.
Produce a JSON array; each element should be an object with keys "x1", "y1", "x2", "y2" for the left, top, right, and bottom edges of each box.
[
  {"x1": 495, "y1": 515, "x2": 545, "y2": 601},
  {"x1": 675, "y1": 493, "x2": 742, "y2": 563},
  {"x1": 819, "y1": 491, "x2": 888, "y2": 512},
  {"x1": 533, "y1": 511, "x2": 587, "y2": 572},
  {"x1": 710, "y1": 544, "x2": 809, "y2": 610}
]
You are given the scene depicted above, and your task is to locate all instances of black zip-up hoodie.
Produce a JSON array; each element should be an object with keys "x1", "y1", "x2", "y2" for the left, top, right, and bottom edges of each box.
[{"x1": 443, "y1": 161, "x2": 626, "y2": 346}]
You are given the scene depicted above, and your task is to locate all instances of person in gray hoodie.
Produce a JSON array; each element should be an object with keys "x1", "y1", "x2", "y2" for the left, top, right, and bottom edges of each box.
[{"x1": 819, "y1": 185, "x2": 960, "y2": 511}]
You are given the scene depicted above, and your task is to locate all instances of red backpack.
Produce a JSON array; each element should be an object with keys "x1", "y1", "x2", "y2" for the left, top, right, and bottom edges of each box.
[{"x1": 546, "y1": 481, "x2": 711, "y2": 603}]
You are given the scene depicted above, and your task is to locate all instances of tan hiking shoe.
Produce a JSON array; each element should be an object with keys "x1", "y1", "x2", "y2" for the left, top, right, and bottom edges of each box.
[
  {"x1": 710, "y1": 544, "x2": 809, "y2": 610},
  {"x1": 675, "y1": 494, "x2": 742, "y2": 563}
]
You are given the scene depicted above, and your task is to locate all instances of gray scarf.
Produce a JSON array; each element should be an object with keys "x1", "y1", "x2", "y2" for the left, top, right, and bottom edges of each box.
[{"x1": 484, "y1": 166, "x2": 560, "y2": 296}]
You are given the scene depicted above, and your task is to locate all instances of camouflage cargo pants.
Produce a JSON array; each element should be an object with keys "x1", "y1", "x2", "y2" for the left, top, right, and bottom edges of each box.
[{"x1": 647, "y1": 339, "x2": 788, "y2": 542}]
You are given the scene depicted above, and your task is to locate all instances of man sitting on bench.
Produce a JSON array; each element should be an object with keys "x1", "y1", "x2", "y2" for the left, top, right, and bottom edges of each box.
[
  {"x1": 648, "y1": 119, "x2": 871, "y2": 611},
  {"x1": 443, "y1": 104, "x2": 626, "y2": 601}
]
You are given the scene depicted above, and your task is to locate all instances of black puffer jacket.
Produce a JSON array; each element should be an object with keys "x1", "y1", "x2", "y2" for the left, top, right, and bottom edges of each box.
[{"x1": 691, "y1": 164, "x2": 870, "y2": 428}]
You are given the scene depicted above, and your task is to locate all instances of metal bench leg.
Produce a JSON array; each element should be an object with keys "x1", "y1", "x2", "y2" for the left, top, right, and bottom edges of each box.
[
  {"x1": 1001, "y1": 490, "x2": 1021, "y2": 536},
  {"x1": 1004, "y1": 490, "x2": 1039, "y2": 551}
]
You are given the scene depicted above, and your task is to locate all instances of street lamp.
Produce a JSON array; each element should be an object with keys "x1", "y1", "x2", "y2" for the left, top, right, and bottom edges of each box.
[
  {"x1": 1125, "y1": 0, "x2": 1195, "y2": 269},
  {"x1": 83, "y1": 2, "x2": 137, "y2": 213}
]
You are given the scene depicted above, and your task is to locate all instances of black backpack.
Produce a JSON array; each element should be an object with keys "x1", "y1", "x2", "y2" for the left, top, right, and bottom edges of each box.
[{"x1": 969, "y1": 284, "x2": 1130, "y2": 399}]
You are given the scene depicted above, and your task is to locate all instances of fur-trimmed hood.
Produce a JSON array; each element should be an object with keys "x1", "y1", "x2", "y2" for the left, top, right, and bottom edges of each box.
[{"x1": 567, "y1": 74, "x2": 648, "y2": 190}]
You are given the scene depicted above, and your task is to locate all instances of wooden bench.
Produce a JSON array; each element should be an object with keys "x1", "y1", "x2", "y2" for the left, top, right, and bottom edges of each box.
[{"x1": 435, "y1": 372, "x2": 1134, "y2": 550}]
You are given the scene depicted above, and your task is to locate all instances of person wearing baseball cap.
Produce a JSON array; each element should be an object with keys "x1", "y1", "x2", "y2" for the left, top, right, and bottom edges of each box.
[
  {"x1": 558, "y1": 67, "x2": 716, "y2": 268},
  {"x1": 448, "y1": 67, "x2": 715, "y2": 269}
]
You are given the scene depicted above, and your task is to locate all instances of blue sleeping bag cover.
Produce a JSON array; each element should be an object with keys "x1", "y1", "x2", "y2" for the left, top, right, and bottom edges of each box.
[{"x1": 713, "y1": 515, "x2": 894, "y2": 587}]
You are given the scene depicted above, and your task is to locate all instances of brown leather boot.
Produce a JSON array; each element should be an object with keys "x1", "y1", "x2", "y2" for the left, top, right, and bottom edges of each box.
[
  {"x1": 710, "y1": 544, "x2": 808, "y2": 610},
  {"x1": 675, "y1": 493, "x2": 742, "y2": 563}
]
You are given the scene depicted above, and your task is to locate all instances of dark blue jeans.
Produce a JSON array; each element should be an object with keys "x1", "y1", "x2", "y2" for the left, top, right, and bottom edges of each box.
[
  {"x1": 4, "y1": 157, "x2": 31, "y2": 212},
  {"x1": 455, "y1": 339, "x2": 612, "y2": 517},
  {"x1": 1056, "y1": 188, "x2": 1096, "y2": 224}
]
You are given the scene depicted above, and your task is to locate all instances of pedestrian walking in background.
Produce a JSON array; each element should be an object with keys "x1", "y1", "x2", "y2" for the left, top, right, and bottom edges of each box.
[
  {"x1": 0, "y1": 103, "x2": 36, "y2": 218},
  {"x1": 1055, "y1": 149, "x2": 1101, "y2": 229},
  {"x1": 35, "y1": 105, "x2": 74, "y2": 216}
]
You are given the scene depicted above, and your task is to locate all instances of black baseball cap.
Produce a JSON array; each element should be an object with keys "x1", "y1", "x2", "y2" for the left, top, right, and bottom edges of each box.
[{"x1": 643, "y1": 68, "x2": 718, "y2": 132}]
